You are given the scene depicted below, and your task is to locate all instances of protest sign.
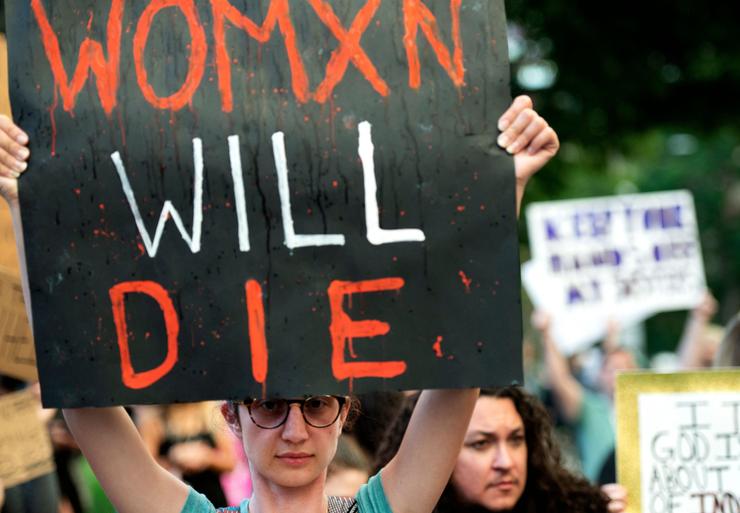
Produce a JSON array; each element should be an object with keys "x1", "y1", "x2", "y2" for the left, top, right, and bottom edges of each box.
[
  {"x1": 0, "y1": 387, "x2": 55, "y2": 487},
  {"x1": 616, "y1": 370, "x2": 740, "y2": 513},
  {"x1": 523, "y1": 191, "x2": 706, "y2": 354},
  {"x1": 7, "y1": 0, "x2": 521, "y2": 407},
  {"x1": 1, "y1": 35, "x2": 9, "y2": 115},
  {"x1": 0, "y1": 37, "x2": 36, "y2": 381},
  {"x1": 0, "y1": 266, "x2": 37, "y2": 381},
  {"x1": 0, "y1": 202, "x2": 20, "y2": 274}
]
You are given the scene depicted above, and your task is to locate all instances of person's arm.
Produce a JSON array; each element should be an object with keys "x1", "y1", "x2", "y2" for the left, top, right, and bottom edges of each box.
[
  {"x1": 532, "y1": 310, "x2": 584, "y2": 422},
  {"x1": 381, "y1": 388, "x2": 479, "y2": 513},
  {"x1": 497, "y1": 95, "x2": 559, "y2": 215},
  {"x1": 63, "y1": 407, "x2": 191, "y2": 513},
  {"x1": 601, "y1": 318, "x2": 621, "y2": 354},
  {"x1": 677, "y1": 290, "x2": 718, "y2": 368},
  {"x1": 381, "y1": 97, "x2": 559, "y2": 513},
  {"x1": 0, "y1": 115, "x2": 32, "y2": 327},
  {"x1": 0, "y1": 116, "x2": 191, "y2": 513}
]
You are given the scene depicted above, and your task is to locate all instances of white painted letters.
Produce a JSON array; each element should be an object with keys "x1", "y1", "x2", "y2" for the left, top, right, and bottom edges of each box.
[
  {"x1": 228, "y1": 135, "x2": 251, "y2": 252},
  {"x1": 358, "y1": 121, "x2": 426, "y2": 245},
  {"x1": 113, "y1": 125, "x2": 425, "y2": 257},
  {"x1": 271, "y1": 131, "x2": 346, "y2": 249},
  {"x1": 111, "y1": 138, "x2": 203, "y2": 257}
]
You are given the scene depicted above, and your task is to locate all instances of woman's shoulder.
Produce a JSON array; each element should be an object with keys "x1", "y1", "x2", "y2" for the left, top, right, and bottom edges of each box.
[
  {"x1": 355, "y1": 473, "x2": 392, "y2": 513},
  {"x1": 181, "y1": 487, "x2": 245, "y2": 513}
]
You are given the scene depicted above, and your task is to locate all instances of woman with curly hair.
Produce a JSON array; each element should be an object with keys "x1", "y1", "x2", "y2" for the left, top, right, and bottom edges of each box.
[{"x1": 375, "y1": 387, "x2": 627, "y2": 513}]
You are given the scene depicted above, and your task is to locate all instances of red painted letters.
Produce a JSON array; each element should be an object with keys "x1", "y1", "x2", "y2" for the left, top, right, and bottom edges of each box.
[
  {"x1": 109, "y1": 281, "x2": 179, "y2": 389},
  {"x1": 212, "y1": 0, "x2": 309, "y2": 109},
  {"x1": 328, "y1": 278, "x2": 407, "y2": 381},
  {"x1": 308, "y1": 0, "x2": 389, "y2": 103},
  {"x1": 403, "y1": 0, "x2": 465, "y2": 89},
  {"x1": 107, "y1": 276, "x2": 409, "y2": 390},
  {"x1": 133, "y1": 0, "x2": 208, "y2": 110},
  {"x1": 245, "y1": 279, "x2": 269, "y2": 384},
  {"x1": 31, "y1": 0, "x2": 123, "y2": 115},
  {"x1": 32, "y1": 0, "x2": 467, "y2": 113}
]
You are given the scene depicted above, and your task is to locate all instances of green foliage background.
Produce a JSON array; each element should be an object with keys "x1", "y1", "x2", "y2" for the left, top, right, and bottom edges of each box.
[{"x1": 507, "y1": 1, "x2": 740, "y2": 354}]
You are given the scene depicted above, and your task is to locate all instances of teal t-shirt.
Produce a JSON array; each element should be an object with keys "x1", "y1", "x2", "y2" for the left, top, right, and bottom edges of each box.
[
  {"x1": 181, "y1": 472, "x2": 391, "y2": 513},
  {"x1": 575, "y1": 390, "x2": 614, "y2": 482}
]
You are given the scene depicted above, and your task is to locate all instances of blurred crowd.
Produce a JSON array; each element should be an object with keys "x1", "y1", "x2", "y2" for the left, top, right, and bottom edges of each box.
[{"x1": 1, "y1": 289, "x2": 737, "y2": 513}]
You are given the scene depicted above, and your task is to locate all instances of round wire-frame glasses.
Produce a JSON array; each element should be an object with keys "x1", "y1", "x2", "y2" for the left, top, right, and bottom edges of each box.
[{"x1": 242, "y1": 395, "x2": 346, "y2": 429}]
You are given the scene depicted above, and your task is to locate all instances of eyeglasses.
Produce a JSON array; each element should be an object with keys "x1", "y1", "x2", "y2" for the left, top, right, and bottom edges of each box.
[{"x1": 241, "y1": 395, "x2": 346, "y2": 429}]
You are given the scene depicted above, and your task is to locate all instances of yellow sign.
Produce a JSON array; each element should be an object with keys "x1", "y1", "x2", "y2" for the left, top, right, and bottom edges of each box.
[{"x1": 616, "y1": 369, "x2": 740, "y2": 513}]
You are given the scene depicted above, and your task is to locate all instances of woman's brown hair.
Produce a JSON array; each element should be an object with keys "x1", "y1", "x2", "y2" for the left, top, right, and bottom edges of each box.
[{"x1": 375, "y1": 387, "x2": 609, "y2": 513}]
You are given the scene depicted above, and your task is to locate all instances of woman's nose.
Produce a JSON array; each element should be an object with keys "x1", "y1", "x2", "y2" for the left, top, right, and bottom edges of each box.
[
  {"x1": 492, "y1": 445, "x2": 512, "y2": 470},
  {"x1": 281, "y1": 404, "x2": 309, "y2": 442}
]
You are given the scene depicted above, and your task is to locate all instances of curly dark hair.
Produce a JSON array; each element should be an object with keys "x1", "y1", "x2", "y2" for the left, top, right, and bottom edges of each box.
[{"x1": 374, "y1": 387, "x2": 609, "y2": 513}]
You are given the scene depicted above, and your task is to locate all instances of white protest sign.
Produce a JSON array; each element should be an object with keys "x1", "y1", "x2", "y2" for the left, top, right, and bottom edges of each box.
[
  {"x1": 639, "y1": 393, "x2": 739, "y2": 513},
  {"x1": 616, "y1": 370, "x2": 740, "y2": 513},
  {"x1": 523, "y1": 190, "x2": 706, "y2": 354}
]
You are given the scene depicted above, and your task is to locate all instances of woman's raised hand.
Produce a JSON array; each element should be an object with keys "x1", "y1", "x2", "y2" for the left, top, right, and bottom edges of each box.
[
  {"x1": 0, "y1": 114, "x2": 30, "y2": 204},
  {"x1": 496, "y1": 95, "x2": 559, "y2": 212}
]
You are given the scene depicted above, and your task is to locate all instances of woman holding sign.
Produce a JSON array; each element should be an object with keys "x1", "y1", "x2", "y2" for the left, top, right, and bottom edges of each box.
[{"x1": 0, "y1": 95, "x2": 558, "y2": 513}]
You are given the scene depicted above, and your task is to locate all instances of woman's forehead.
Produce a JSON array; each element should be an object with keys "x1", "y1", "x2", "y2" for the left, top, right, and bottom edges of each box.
[{"x1": 468, "y1": 396, "x2": 524, "y2": 433}]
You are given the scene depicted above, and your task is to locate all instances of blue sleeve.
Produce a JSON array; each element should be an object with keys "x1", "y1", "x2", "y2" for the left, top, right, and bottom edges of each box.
[
  {"x1": 180, "y1": 487, "x2": 217, "y2": 513},
  {"x1": 356, "y1": 472, "x2": 393, "y2": 513}
]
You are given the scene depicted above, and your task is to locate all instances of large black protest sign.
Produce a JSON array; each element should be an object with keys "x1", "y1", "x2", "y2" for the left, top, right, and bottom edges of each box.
[{"x1": 7, "y1": 0, "x2": 520, "y2": 407}]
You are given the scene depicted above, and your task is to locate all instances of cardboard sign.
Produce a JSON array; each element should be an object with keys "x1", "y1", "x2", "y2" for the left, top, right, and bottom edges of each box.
[
  {"x1": 0, "y1": 36, "x2": 20, "y2": 274},
  {"x1": 0, "y1": 266, "x2": 37, "y2": 381},
  {"x1": 1, "y1": 35, "x2": 10, "y2": 116},
  {"x1": 7, "y1": 0, "x2": 521, "y2": 407},
  {"x1": 616, "y1": 370, "x2": 740, "y2": 513},
  {"x1": 0, "y1": 36, "x2": 36, "y2": 381},
  {"x1": 0, "y1": 388, "x2": 55, "y2": 487},
  {"x1": 523, "y1": 191, "x2": 706, "y2": 354}
]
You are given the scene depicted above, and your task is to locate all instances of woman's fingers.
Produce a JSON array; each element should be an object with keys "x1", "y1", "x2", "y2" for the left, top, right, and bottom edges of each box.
[
  {"x1": 525, "y1": 124, "x2": 558, "y2": 156},
  {"x1": 497, "y1": 95, "x2": 533, "y2": 131},
  {"x1": 602, "y1": 483, "x2": 628, "y2": 513},
  {"x1": 0, "y1": 115, "x2": 29, "y2": 144},
  {"x1": 607, "y1": 499, "x2": 627, "y2": 513},
  {"x1": 509, "y1": 112, "x2": 547, "y2": 154},
  {"x1": 0, "y1": 116, "x2": 29, "y2": 203},
  {"x1": 0, "y1": 115, "x2": 30, "y2": 179},
  {"x1": 497, "y1": 96, "x2": 556, "y2": 158},
  {"x1": 0, "y1": 148, "x2": 24, "y2": 178}
]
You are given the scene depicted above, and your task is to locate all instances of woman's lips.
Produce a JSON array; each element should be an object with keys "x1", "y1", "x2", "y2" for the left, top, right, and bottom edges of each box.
[
  {"x1": 277, "y1": 452, "x2": 313, "y2": 465},
  {"x1": 490, "y1": 480, "x2": 517, "y2": 491}
]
